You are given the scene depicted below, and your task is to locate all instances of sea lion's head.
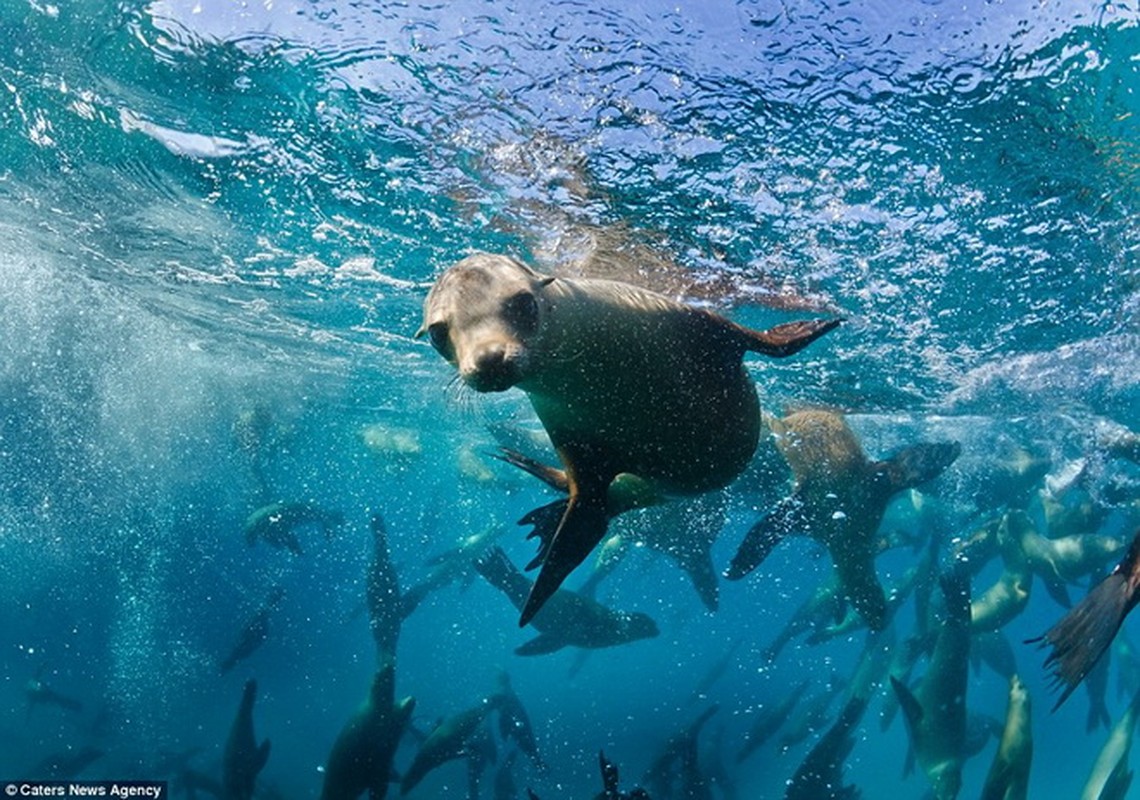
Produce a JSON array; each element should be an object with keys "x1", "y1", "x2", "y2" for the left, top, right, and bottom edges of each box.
[{"x1": 418, "y1": 253, "x2": 553, "y2": 392}]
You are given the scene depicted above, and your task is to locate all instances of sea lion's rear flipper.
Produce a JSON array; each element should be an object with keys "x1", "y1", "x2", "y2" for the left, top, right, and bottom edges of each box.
[
  {"x1": 1030, "y1": 530, "x2": 1140, "y2": 711},
  {"x1": 878, "y1": 441, "x2": 962, "y2": 491},
  {"x1": 731, "y1": 317, "x2": 841, "y2": 357},
  {"x1": 518, "y1": 494, "x2": 609, "y2": 627},
  {"x1": 515, "y1": 633, "x2": 565, "y2": 657},
  {"x1": 831, "y1": 543, "x2": 889, "y2": 631},
  {"x1": 495, "y1": 448, "x2": 570, "y2": 492},
  {"x1": 724, "y1": 496, "x2": 806, "y2": 580}
]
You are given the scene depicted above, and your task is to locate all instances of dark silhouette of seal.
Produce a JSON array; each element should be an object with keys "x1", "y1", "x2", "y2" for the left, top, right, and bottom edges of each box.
[
  {"x1": 319, "y1": 663, "x2": 414, "y2": 800},
  {"x1": 420, "y1": 252, "x2": 839, "y2": 625},
  {"x1": 474, "y1": 546, "x2": 658, "y2": 654},
  {"x1": 222, "y1": 679, "x2": 271, "y2": 800}
]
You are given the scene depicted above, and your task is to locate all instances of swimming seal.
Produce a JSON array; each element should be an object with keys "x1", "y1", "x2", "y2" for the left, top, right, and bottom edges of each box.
[
  {"x1": 979, "y1": 674, "x2": 1032, "y2": 800},
  {"x1": 419, "y1": 253, "x2": 839, "y2": 625},
  {"x1": 725, "y1": 409, "x2": 960, "y2": 630},
  {"x1": 222, "y1": 679, "x2": 271, "y2": 800},
  {"x1": 319, "y1": 663, "x2": 414, "y2": 800},
  {"x1": 891, "y1": 568, "x2": 971, "y2": 800}
]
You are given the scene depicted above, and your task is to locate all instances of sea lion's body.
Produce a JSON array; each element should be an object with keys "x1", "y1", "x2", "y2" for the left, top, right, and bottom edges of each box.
[
  {"x1": 980, "y1": 674, "x2": 1032, "y2": 800},
  {"x1": 400, "y1": 700, "x2": 497, "y2": 795},
  {"x1": 222, "y1": 680, "x2": 270, "y2": 800},
  {"x1": 319, "y1": 665, "x2": 414, "y2": 800},
  {"x1": 420, "y1": 253, "x2": 839, "y2": 624},
  {"x1": 474, "y1": 547, "x2": 658, "y2": 655},
  {"x1": 891, "y1": 570, "x2": 972, "y2": 800}
]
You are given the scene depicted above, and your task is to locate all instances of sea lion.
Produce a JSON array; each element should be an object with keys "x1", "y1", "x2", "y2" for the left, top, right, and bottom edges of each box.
[
  {"x1": 641, "y1": 706, "x2": 718, "y2": 800},
  {"x1": 970, "y1": 514, "x2": 1033, "y2": 634},
  {"x1": 220, "y1": 586, "x2": 285, "y2": 674},
  {"x1": 735, "y1": 681, "x2": 809, "y2": 764},
  {"x1": 366, "y1": 513, "x2": 403, "y2": 662},
  {"x1": 1030, "y1": 527, "x2": 1140, "y2": 710},
  {"x1": 399, "y1": 526, "x2": 504, "y2": 619},
  {"x1": 30, "y1": 745, "x2": 103, "y2": 780},
  {"x1": 222, "y1": 679, "x2": 271, "y2": 800},
  {"x1": 419, "y1": 253, "x2": 839, "y2": 625},
  {"x1": 25, "y1": 670, "x2": 84, "y2": 718},
  {"x1": 979, "y1": 674, "x2": 1033, "y2": 800},
  {"x1": 319, "y1": 664, "x2": 415, "y2": 800},
  {"x1": 243, "y1": 501, "x2": 343, "y2": 556},
  {"x1": 1081, "y1": 688, "x2": 1140, "y2": 800},
  {"x1": 784, "y1": 695, "x2": 867, "y2": 800},
  {"x1": 594, "y1": 750, "x2": 652, "y2": 800},
  {"x1": 474, "y1": 546, "x2": 658, "y2": 655},
  {"x1": 1011, "y1": 509, "x2": 1125, "y2": 608},
  {"x1": 400, "y1": 698, "x2": 499, "y2": 795},
  {"x1": 495, "y1": 671, "x2": 544, "y2": 770},
  {"x1": 725, "y1": 409, "x2": 960, "y2": 630},
  {"x1": 891, "y1": 569, "x2": 971, "y2": 800}
]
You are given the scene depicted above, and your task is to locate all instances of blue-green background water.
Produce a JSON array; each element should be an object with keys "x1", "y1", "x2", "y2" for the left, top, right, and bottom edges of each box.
[{"x1": 1, "y1": 0, "x2": 1139, "y2": 796}]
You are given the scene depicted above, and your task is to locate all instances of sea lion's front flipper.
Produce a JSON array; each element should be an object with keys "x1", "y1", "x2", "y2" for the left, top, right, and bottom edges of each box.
[
  {"x1": 1030, "y1": 530, "x2": 1140, "y2": 711},
  {"x1": 830, "y1": 542, "x2": 888, "y2": 631},
  {"x1": 515, "y1": 633, "x2": 566, "y2": 657},
  {"x1": 518, "y1": 493, "x2": 609, "y2": 627},
  {"x1": 732, "y1": 317, "x2": 842, "y2": 357},
  {"x1": 496, "y1": 448, "x2": 570, "y2": 492},
  {"x1": 724, "y1": 496, "x2": 806, "y2": 580},
  {"x1": 879, "y1": 441, "x2": 962, "y2": 491}
]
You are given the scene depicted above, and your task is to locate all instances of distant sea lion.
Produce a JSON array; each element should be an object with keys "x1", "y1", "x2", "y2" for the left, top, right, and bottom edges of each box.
[
  {"x1": 641, "y1": 705, "x2": 719, "y2": 800},
  {"x1": 419, "y1": 253, "x2": 839, "y2": 625},
  {"x1": 970, "y1": 514, "x2": 1033, "y2": 634},
  {"x1": 979, "y1": 674, "x2": 1032, "y2": 800},
  {"x1": 400, "y1": 698, "x2": 499, "y2": 795},
  {"x1": 474, "y1": 546, "x2": 658, "y2": 655},
  {"x1": 1081, "y1": 688, "x2": 1140, "y2": 800},
  {"x1": 220, "y1": 586, "x2": 285, "y2": 674},
  {"x1": 243, "y1": 501, "x2": 343, "y2": 556},
  {"x1": 366, "y1": 513, "x2": 403, "y2": 663},
  {"x1": 726, "y1": 409, "x2": 960, "y2": 630},
  {"x1": 222, "y1": 680, "x2": 271, "y2": 800},
  {"x1": 25, "y1": 669, "x2": 84, "y2": 718},
  {"x1": 735, "y1": 681, "x2": 808, "y2": 764},
  {"x1": 319, "y1": 664, "x2": 414, "y2": 800},
  {"x1": 891, "y1": 569, "x2": 971, "y2": 800},
  {"x1": 785, "y1": 694, "x2": 867, "y2": 800},
  {"x1": 30, "y1": 745, "x2": 103, "y2": 780}
]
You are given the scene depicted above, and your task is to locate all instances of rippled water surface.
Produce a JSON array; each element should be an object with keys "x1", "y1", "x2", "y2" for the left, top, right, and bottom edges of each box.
[{"x1": 2, "y1": 0, "x2": 1139, "y2": 797}]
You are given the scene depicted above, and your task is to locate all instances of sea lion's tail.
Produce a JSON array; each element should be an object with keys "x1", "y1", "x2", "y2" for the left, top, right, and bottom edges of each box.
[{"x1": 1030, "y1": 528, "x2": 1140, "y2": 711}]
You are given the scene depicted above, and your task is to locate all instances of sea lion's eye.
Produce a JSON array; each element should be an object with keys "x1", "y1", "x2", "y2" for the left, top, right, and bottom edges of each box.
[
  {"x1": 427, "y1": 322, "x2": 452, "y2": 359},
  {"x1": 503, "y1": 292, "x2": 539, "y2": 336}
]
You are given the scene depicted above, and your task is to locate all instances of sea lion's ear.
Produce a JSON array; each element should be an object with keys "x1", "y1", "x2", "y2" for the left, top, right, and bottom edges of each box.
[
  {"x1": 413, "y1": 325, "x2": 427, "y2": 339},
  {"x1": 539, "y1": 276, "x2": 556, "y2": 287}
]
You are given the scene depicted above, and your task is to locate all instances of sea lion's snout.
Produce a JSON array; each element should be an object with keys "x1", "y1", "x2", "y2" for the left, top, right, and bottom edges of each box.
[{"x1": 462, "y1": 342, "x2": 525, "y2": 392}]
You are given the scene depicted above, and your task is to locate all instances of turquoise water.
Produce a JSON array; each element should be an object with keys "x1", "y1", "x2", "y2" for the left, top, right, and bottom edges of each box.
[{"x1": 1, "y1": 0, "x2": 1139, "y2": 796}]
